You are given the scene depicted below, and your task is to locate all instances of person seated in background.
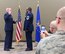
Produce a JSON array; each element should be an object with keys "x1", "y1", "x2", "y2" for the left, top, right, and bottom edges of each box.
[
  {"x1": 36, "y1": 6, "x2": 65, "y2": 54},
  {"x1": 41, "y1": 20, "x2": 57, "y2": 39},
  {"x1": 40, "y1": 20, "x2": 57, "y2": 39},
  {"x1": 48, "y1": 20, "x2": 57, "y2": 34}
]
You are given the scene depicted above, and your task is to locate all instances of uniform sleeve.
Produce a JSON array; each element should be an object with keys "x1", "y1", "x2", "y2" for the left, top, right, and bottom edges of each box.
[
  {"x1": 30, "y1": 14, "x2": 33, "y2": 24},
  {"x1": 35, "y1": 42, "x2": 41, "y2": 54},
  {"x1": 35, "y1": 39, "x2": 44, "y2": 54},
  {"x1": 36, "y1": 49, "x2": 40, "y2": 54},
  {"x1": 4, "y1": 14, "x2": 10, "y2": 21},
  {"x1": 35, "y1": 37, "x2": 52, "y2": 54},
  {"x1": 13, "y1": 21, "x2": 16, "y2": 24}
]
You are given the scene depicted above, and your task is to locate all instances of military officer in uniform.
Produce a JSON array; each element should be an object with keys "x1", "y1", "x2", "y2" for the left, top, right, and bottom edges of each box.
[
  {"x1": 4, "y1": 8, "x2": 16, "y2": 51},
  {"x1": 23, "y1": 7, "x2": 34, "y2": 51}
]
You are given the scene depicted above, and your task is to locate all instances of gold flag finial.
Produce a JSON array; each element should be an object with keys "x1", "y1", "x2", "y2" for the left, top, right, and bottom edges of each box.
[
  {"x1": 37, "y1": 0, "x2": 39, "y2": 3},
  {"x1": 37, "y1": 0, "x2": 39, "y2": 6},
  {"x1": 19, "y1": 5, "x2": 20, "y2": 8}
]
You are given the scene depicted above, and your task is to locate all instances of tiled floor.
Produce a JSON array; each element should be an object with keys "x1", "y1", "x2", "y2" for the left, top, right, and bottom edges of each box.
[{"x1": 0, "y1": 42, "x2": 36, "y2": 54}]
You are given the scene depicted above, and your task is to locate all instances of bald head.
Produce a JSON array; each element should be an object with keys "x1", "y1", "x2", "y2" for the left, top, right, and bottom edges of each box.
[
  {"x1": 57, "y1": 7, "x2": 65, "y2": 19},
  {"x1": 56, "y1": 7, "x2": 65, "y2": 31}
]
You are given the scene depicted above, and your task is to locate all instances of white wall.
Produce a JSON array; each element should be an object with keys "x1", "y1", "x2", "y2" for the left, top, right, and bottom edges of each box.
[{"x1": 0, "y1": 0, "x2": 65, "y2": 41}]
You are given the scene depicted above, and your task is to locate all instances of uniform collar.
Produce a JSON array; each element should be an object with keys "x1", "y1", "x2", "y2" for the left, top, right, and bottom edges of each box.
[{"x1": 55, "y1": 30, "x2": 65, "y2": 35}]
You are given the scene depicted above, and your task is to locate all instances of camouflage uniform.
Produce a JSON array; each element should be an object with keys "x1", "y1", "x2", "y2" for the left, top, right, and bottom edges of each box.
[{"x1": 36, "y1": 30, "x2": 65, "y2": 54}]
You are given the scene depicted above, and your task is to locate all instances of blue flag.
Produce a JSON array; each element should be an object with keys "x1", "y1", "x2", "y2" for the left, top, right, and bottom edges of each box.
[{"x1": 35, "y1": 5, "x2": 41, "y2": 42}]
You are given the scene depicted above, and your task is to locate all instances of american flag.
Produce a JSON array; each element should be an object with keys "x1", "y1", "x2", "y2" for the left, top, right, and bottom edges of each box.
[{"x1": 16, "y1": 8, "x2": 22, "y2": 42}]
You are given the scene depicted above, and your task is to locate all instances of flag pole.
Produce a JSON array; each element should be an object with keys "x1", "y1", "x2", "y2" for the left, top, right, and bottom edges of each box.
[
  {"x1": 37, "y1": 0, "x2": 41, "y2": 27},
  {"x1": 18, "y1": 4, "x2": 23, "y2": 41},
  {"x1": 18, "y1": 1, "x2": 24, "y2": 42},
  {"x1": 16, "y1": 0, "x2": 20, "y2": 45},
  {"x1": 35, "y1": 0, "x2": 41, "y2": 46},
  {"x1": 16, "y1": 0, "x2": 23, "y2": 46}
]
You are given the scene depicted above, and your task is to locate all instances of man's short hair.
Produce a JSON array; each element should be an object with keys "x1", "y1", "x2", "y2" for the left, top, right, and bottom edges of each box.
[
  {"x1": 28, "y1": 7, "x2": 32, "y2": 12},
  {"x1": 50, "y1": 20, "x2": 57, "y2": 28},
  {"x1": 6, "y1": 8, "x2": 11, "y2": 12}
]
